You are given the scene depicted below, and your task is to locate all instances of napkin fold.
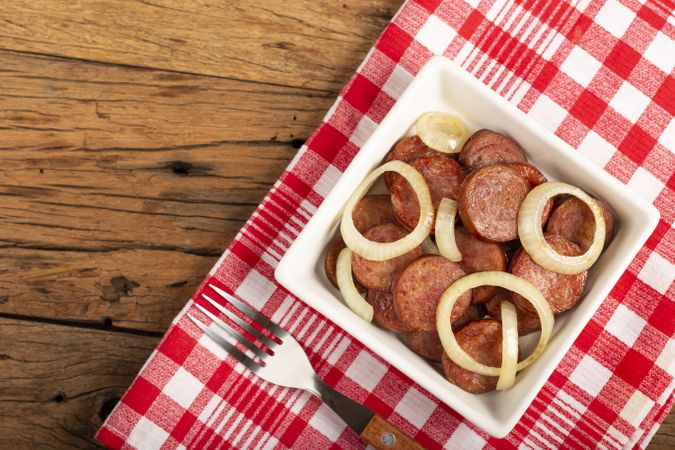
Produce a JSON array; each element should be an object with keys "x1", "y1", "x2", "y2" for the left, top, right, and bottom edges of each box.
[{"x1": 98, "y1": 0, "x2": 675, "y2": 448}]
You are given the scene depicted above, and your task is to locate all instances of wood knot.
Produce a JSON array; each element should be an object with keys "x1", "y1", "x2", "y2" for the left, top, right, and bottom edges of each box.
[
  {"x1": 291, "y1": 138, "x2": 305, "y2": 149},
  {"x1": 101, "y1": 276, "x2": 139, "y2": 303},
  {"x1": 168, "y1": 161, "x2": 192, "y2": 176},
  {"x1": 168, "y1": 280, "x2": 188, "y2": 288},
  {"x1": 103, "y1": 317, "x2": 113, "y2": 328},
  {"x1": 53, "y1": 393, "x2": 66, "y2": 403},
  {"x1": 99, "y1": 397, "x2": 121, "y2": 421}
]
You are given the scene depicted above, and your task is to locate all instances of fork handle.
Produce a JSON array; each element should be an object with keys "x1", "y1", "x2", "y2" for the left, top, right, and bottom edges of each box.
[
  {"x1": 360, "y1": 414, "x2": 425, "y2": 450},
  {"x1": 312, "y1": 377, "x2": 425, "y2": 450}
]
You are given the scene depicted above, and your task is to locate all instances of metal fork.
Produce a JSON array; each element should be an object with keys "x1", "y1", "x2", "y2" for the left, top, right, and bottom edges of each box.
[{"x1": 188, "y1": 283, "x2": 424, "y2": 450}]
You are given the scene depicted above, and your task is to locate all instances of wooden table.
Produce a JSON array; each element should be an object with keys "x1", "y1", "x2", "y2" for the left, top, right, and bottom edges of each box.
[{"x1": 0, "y1": 2, "x2": 671, "y2": 448}]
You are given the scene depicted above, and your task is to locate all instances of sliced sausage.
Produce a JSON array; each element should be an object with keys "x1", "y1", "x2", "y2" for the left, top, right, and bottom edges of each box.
[
  {"x1": 325, "y1": 234, "x2": 345, "y2": 289},
  {"x1": 393, "y1": 255, "x2": 471, "y2": 331},
  {"x1": 454, "y1": 226, "x2": 507, "y2": 303},
  {"x1": 484, "y1": 292, "x2": 541, "y2": 335},
  {"x1": 390, "y1": 155, "x2": 464, "y2": 229},
  {"x1": 546, "y1": 196, "x2": 615, "y2": 251},
  {"x1": 505, "y1": 162, "x2": 547, "y2": 187},
  {"x1": 352, "y1": 224, "x2": 422, "y2": 291},
  {"x1": 458, "y1": 164, "x2": 531, "y2": 242},
  {"x1": 325, "y1": 195, "x2": 396, "y2": 289},
  {"x1": 384, "y1": 136, "x2": 442, "y2": 186},
  {"x1": 367, "y1": 290, "x2": 410, "y2": 333},
  {"x1": 442, "y1": 319, "x2": 503, "y2": 394},
  {"x1": 453, "y1": 303, "x2": 487, "y2": 329},
  {"x1": 404, "y1": 330, "x2": 443, "y2": 362},
  {"x1": 509, "y1": 235, "x2": 587, "y2": 315},
  {"x1": 459, "y1": 129, "x2": 527, "y2": 171},
  {"x1": 352, "y1": 194, "x2": 397, "y2": 233},
  {"x1": 325, "y1": 234, "x2": 366, "y2": 291}
]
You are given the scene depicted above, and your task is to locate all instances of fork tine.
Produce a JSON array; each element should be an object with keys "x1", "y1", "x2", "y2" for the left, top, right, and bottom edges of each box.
[
  {"x1": 208, "y1": 284, "x2": 287, "y2": 337},
  {"x1": 201, "y1": 293, "x2": 278, "y2": 349},
  {"x1": 194, "y1": 303, "x2": 269, "y2": 360},
  {"x1": 187, "y1": 314, "x2": 261, "y2": 372}
]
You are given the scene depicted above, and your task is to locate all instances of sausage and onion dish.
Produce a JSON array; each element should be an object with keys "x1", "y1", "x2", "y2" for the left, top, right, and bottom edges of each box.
[{"x1": 324, "y1": 112, "x2": 615, "y2": 393}]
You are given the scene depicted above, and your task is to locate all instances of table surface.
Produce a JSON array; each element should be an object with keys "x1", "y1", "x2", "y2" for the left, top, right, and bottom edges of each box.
[{"x1": 0, "y1": 1, "x2": 671, "y2": 448}]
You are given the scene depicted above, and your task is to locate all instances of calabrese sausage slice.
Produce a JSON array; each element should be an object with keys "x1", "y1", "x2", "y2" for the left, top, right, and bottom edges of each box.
[
  {"x1": 484, "y1": 292, "x2": 541, "y2": 335},
  {"x1": 404, "y1": 330, "x2": 443, "y2": 362},
  {"x1": 458, "y1": 164, "x2": 531, "y2": 242},
  {"x1": 390, "y1": 155, "x2": 464, "y2": 230},
  {"x1": 459, "y1": 129, "x2": 527, "y2": 171},
  {"x1": 546, "y1": 196, "x2": 615, "y2": 251},
  {"x1": 324, "y1": 195, "x2": 397, "y2": 288},
  {"x1": 367, "y1": 290, "x2": 410, "y2": 333},
  {"x1": 351, "y1": 194, "x2": 397, "y2": 234},
  {"x1": 393, "y1": 255, "x2": 471, "y2": 331},
  {"x1": 384, "y1": 136, "x2": 442, "y2": 186},
  {"x1": 352, "y1": 224, "x2": 422, "y2": 292},
  {"x1": 454, "y1": 226, "x2": 507, "y2": 303},
  {"x1": 509, "y1": 234, "x2": 587, "y2": 315},
  {"x1": 442, "y1": 319, "x2": 503, "y2": 394},
  {"x1": 505, "y1": 162, "x2": 547, "y2": 187}
]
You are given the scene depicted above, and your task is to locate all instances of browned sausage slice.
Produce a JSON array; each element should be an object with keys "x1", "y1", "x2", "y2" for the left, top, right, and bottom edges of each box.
[
  {"x1": 546, "y1": 196, "x2": 615, "y2": 251},
  {"x1": 352, "y1": 194, "x2": 397, "y2": 233},
  {"x1": 453, "y1": 304, "x2": 487, "y2": 329},
  {"x1": 324, "y1": 235, "x2": 367, "y2": 291},
  {"x1": 324, "y1": 195, "x2": 396, "y2": 288},
  {"x1": 509, "y1": 235, "x2": 587, "y2": 315},
  {"x1": 505, "y1": 162, "x2": 547, "y2": 187},
  {"x1": 325, "y1": 234, "x2": 345, "y2": 289},
  {"x1": 352, "y1": 224, "x2": 422, "y2": 292},
  {"x1": 459, "y1": 129, "x2": 527, "y2": 171},
  {"x1": 404, "y1": 330, "x2": 443, "y2": 362},
  {"x1": 390, "y1": 155, "x2": 464, "y2": 229},
  {"x1": 484, "y1": 292, "x2": 541, "y2": 334},
  {"x1": 367, "y1": 290, "x2": 410, "y2": 333},
  {"x1": 393, "y1": 255, "x2": 471, "y2": 331},
  {"x1": 442, "y1": 319, "x2": 503, "y2": 394},
  {"x1": 458, "y1": 164, "x2": 531, "y2": 242},
  {"x1": 384, "y1": 136, "x2": 442, "y2": 186},
  {"x1": 454, "y1": 226, "x2": 507, "y2": 303}
]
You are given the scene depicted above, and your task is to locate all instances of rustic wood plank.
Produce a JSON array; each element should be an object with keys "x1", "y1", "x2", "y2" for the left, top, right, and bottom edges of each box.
[
  {"x1": 0, "y1": 49, "x2": 336, "y2": 331},
  {"x1": 0, "y1": 0, "x2": 400, "y2": 92},
  {"x1": 650, "y1": 409, "x2": 675, "y2": 449},
  {"x1": 0, "y1": 318, "x2": 159, "y2": 449}
]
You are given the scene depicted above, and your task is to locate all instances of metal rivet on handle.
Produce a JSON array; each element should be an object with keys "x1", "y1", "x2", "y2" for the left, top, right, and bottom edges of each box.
[{"x1": 382, "y1": 432, "x2": 396, "y2": 447}]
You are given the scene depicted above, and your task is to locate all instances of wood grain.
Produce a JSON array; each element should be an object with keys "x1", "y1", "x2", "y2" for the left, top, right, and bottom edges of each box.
[
  {"x1": 0, "y1": 0, "x2": 400, "y2": 92},
  {"x1": 0, "y1": 1, "x2": 671, "y2": 448},
  {"x1": 0, "y1": 49, "x2": 332, "y2": 330},
  {"x1": 0, "y1": 318, "x2": 159, "y2": 449}
]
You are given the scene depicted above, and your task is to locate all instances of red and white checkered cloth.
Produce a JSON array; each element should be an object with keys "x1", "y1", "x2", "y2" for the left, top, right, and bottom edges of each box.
[{"x1": 97, "y1": 0, "x2": 675, "y2": 448}]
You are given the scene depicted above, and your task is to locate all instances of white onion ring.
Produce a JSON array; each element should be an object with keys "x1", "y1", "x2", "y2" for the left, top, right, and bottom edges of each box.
[
  {"x1": 518, "y1": 182, "x2": 605, "y2": 275},
  {"x1": 415, "y1": 112, "x2": 469, "y2": 154},
  {"x1": 496, "y1": 301, "x2": 518, "y2": 390},
  {"x1": 436, "y1": 271, "x2": 554, "y2": 376},
  {"x1": 435, "y1": 198, "x2": 462, "y2": 262},
  {"x1": 336, "y1": 248, "x2": 373, "y2": 322},
  {"x1": 340, "y1": 160, "x2": 433, "y2": 261}
]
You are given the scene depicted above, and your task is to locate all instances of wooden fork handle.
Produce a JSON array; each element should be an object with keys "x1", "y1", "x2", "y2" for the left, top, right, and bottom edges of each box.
[{"x1": 361, "y1": 414, "x2": 425, "y2": 450}]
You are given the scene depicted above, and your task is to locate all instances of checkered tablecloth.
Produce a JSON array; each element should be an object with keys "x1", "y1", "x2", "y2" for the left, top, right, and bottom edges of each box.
[{"x1": 97, "y1": 0, "x2": 675, "y2": 448}]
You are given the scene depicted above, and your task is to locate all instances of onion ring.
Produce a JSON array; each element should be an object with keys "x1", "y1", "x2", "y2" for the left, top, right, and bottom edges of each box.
[
  {"x1": 340, "y1": 161, "x2": 433, "y2": 261},
  {"x1": 336, "y1": 248, "x2": 373, "y2": 322},
  {"x1": 435, "y1": 198, "x2": 462, "y2": 262},
  {"x1": 496, "y1": 301, "x2": 518, "y2": 390},
  {"x1": 518, "y1": 182, "x2": 605, "y2": 274},
  {"x1": 415, "y1": 112, "x2": 469, "y2": 154},
  {"x1": 436, "y1": 271, "x2": 554, "y2": 376}
]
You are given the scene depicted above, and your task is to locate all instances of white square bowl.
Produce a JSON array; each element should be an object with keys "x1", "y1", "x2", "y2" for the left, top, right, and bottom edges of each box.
[{"x1": 274, "y1": 56, "x2": 659, "y2": 438}]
